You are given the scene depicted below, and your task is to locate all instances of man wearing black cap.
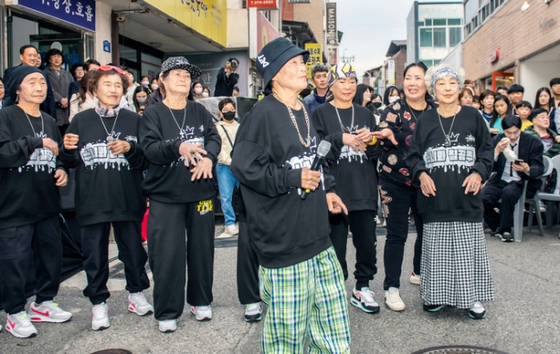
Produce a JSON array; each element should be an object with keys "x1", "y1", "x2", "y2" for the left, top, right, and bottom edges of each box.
[
  {"x1": 0, "y1": 66, "x2": 71, "y2": 338},
  {"x1": 214, "y1": 58, "x2": 239, "y2": 97},
  {"x1": 231, "y1": 37, "x2": 351, "y2": 353}
]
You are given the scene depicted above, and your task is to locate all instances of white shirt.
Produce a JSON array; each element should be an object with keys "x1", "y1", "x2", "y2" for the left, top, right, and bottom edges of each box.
[{"x1": 498, "y1": 137, "x2": 521, "y2": 183}]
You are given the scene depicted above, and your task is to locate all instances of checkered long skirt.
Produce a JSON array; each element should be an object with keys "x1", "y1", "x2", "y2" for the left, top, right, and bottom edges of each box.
[{"x1": 421, "y1": 222, "x2": 494, "y2": 309}]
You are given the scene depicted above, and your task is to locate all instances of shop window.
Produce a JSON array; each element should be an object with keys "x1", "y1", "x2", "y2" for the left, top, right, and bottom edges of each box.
[
  {"x1": 420, "y1": 28, "x2": 433, "y2": 47},
  {"x1": 449, "y1": 27, "x2": 462, "y2": 47},
  {"x1": 433, "y1": 28, "x2": 446, "y2": 47}
]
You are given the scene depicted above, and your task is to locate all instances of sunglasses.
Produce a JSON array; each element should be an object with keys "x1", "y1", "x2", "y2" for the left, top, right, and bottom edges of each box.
[{"x1": 98, "y1": 65, "x2": 125, "y2": 75}]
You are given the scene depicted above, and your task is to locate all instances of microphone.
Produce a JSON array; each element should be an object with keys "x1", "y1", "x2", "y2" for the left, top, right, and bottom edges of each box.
[{"x1": 301, "y1": 140, "x2": 331, "y2": 200}]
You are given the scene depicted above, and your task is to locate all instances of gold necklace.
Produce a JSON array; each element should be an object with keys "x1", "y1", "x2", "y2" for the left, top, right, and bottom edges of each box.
[
  {"x1": 406, "y1": 100, "x2": 427, "y2": 121},
  {"x1": 272, "y1": 92, "x2": 311, "y2": 147}
]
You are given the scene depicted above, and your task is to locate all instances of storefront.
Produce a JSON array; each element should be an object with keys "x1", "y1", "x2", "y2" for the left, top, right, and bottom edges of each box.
[{"x1": 4, "y1": 0, "x2": 97, "y2": 70}]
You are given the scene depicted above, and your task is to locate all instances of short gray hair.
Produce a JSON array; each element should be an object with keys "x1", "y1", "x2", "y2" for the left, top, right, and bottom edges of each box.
[{"x1": 425, "y1": 64, "x2": 465, "y2": 95}]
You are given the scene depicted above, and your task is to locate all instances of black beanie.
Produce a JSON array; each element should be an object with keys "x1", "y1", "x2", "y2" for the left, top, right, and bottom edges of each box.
[
  {"x1": 5, "y1": 66, "x2": 47, "y2": 107},
  {"x1": 256, "y1": 37, "x2": 309, "y2": 90}
]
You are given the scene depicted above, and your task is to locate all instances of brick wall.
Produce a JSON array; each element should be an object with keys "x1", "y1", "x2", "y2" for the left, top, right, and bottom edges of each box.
[
  {"x1": 463, "y1": 0, "x2": 560, "y2": 82},
  {"x1": 281, "y1": 0, "x2": 294, "y2": 21}
]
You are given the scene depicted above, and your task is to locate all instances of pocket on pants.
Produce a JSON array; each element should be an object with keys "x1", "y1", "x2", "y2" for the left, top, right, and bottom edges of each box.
[{"x1": 0, "y1": 228, "x2": 18, "y2": 260}]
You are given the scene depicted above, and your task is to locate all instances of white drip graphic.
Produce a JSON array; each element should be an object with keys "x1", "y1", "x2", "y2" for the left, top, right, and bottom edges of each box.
[
  {"x1": 19, "y1": 148, "x2": 56, "y2": 173},
  {"x1": 80, "y1": 141, "x2": 130, "y2": 170},
  {"x1": 423, "y1": 144, "x2": 476, "y2": 173}
]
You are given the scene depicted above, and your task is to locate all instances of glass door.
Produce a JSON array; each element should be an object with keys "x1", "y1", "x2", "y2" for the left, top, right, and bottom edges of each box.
[{"x1": 491, "y1": 71, "x2": 514, "y2": 91}]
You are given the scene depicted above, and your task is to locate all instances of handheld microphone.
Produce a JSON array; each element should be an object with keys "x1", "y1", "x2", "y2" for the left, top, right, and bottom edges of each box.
[{"x1": 301, "y1": 140, "x2": 331, "y2": 200}]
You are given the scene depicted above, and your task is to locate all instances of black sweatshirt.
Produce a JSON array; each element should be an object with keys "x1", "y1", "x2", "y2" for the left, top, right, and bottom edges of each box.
[
  {"x1": 214, "y1": 68, "x2": 239, "y2": 97},
  {"x1": 0, "y1": 106, "x2": 64, "y2": 229},
  {"x1": 60, "y1": 108, "x2": 146, "y2": 226},
  {"x1": 406, "y1": 106, "x2": 494, "y2": 223},
  {"x1": 312, "y1": 102, "x2": 380, "y2": 212},
  {"x1": 378, "y1": 99, "x2": 437, "y2": 187},
  {"x1": 139, "y1": 101, "x2": 221, "y2": 204},
  {"x1": 231, "y1": 95, "x2": 336, "y2": 269}
]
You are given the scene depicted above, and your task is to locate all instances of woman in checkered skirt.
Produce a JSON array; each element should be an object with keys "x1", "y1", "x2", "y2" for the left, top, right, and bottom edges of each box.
[{"x1": 407, "y1": 64, "x2": 495, "y2": 319}]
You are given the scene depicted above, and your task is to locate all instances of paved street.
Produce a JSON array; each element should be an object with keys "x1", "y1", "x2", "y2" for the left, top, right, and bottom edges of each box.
[{"x1": 1, "y1": 221, "x2": 560, "y2": 354}]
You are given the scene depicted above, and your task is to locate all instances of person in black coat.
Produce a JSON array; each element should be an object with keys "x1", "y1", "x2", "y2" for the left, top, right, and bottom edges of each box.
[{"x1": 482, "y1": 115, "x2": 544, "y2": 242}]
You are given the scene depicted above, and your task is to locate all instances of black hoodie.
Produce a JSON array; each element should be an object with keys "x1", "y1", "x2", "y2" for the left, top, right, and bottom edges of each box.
[
  {"x1": 0, "y1": 106, "x2": 64, "y2": 228},
  {"x1": 231, "y1": 95, "x2": 339, "y2": 268}
]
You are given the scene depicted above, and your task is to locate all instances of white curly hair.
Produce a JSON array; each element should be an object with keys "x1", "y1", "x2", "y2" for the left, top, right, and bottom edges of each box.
[{"x1": 424, "y1": 63, "x2": 465, "y2": 95}]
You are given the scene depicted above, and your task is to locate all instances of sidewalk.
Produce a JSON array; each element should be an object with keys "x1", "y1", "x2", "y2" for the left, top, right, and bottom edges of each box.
[{"x1": 1, "y1": 222, "x2": 559, "y2": 354}]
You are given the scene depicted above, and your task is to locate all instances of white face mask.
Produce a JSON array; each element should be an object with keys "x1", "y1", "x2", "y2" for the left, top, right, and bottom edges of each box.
[
  {"x1": 389, "y1": 96, "x2": 399, "y2": 104},
  {"x1": 151, "y1": 84, "x2": 159, "y2": 91},
  {"x1": 194, "y1": 87, "x2": 203, "y2": 94},
  {"x1": 141, "y1": 81, "x2": 149, "y2": 86},
  {"x1": 202, "y1": 92, "x2": 209, "y2": 98}
]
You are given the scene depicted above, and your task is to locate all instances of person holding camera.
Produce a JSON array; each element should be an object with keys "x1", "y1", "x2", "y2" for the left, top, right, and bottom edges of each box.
[{"x1": 214, "y1": 58, "x2": 239, "y2": 97}]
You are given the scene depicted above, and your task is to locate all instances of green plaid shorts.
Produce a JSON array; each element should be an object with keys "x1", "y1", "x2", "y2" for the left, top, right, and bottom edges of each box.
[{"x1": 259, "y1": 247, "x2": 351, "y2": 354}]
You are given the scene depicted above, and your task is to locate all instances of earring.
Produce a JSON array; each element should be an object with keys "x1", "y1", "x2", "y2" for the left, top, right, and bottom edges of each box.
[{"x1": 15, "y1": 95, "x2": 19, "y2": 103}]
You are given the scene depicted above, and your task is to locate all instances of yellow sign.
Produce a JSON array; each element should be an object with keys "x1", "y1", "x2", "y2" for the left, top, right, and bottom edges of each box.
[
  {"x1": 143, "y1": 0, "x2": 227, "y2": 47},
  {"x1": 305, "y1": 43, "x2": 322, "y2": 79}
]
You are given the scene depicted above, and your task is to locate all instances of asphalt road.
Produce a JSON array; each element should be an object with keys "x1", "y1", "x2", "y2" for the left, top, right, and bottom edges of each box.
[{"x1": 1, "y1": 221, "x2": 559, "y2": 354}]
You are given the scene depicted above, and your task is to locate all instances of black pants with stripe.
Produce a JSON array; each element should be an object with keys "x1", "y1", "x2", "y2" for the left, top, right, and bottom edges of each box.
[
  {"x1": 81, "y1": 221, "x2": 149, "y2": 305},
  {"x1": 0, "y1": 216, "x2": 61, "y2": 314},
  {"x1": 329, "y1": 209, "x2": 378, "y2": 289},
  {"x1": 236, "y1": 220, "x2": 261, "y2": 305},
  {"x1": 148, "y1": 199, "x2": 215, "y2": 321}
]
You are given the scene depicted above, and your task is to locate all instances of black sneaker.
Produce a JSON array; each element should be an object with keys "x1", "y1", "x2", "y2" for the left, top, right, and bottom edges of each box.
[
  {"x1": 423, "y1": 303, "x2": 444, "y2": 312},
  {"x1": 499, "y1": 232, "x2": 514, "y2": 242},
  {"x1": 489, "y1": 228, "x2": 500, "y2": 237}
]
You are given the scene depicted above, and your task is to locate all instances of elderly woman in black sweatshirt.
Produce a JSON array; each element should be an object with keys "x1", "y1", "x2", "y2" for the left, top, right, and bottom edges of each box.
[
  {"x1": 61, "y1": 65, "x2": 151, "y2": 331},
  {"x1": 0, "y1": 66, "x2": 71, "y2": 338},
  {"x1": 140, "y1": 57, "x2": 221, "y2": 333},
  {"x1": 407, "y1": 64, "x2": 494, "y2": 319},
  {"x1": 231, "y1": 37, "x2": 350, "y2": 353}
]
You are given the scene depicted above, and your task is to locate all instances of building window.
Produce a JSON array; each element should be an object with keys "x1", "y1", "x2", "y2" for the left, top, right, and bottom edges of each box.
[
  {"x1": 420, "y1": 28, "x2": 433, "y2": 47},
  {"x1": 433, "y1": 28, "x2": 446, "y2": 47},
  {"x1": 421, "y1": 59, "x2": 433, "y2": 67},
  {"x1": 433, "y1": 19, "x2": 446, "y2": 26},
  {"x1": 449, "y1": 27, "x2": 462, "y2": 47},
  {"x1": 448, "y1": 19, "x2": 461, "y2": 25}
]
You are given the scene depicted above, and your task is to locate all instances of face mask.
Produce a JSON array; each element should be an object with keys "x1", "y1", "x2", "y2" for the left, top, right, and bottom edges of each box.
[
  {"x1": 141, "y1": 81, "x2": 149, "y2": 86},
  {"x1": 223, "y1": 111, "x2": 236, "y2": 121},
  {"x1": 372, "y1": 102, "x2": 382, "y2": 109},
  {"x1": 389, "y1": 96, "x2": 399, "y2": 104},
  {"x1": 151, "y1": 84, "x2": 159, "y2": 91},
  {"x1": 202, "y1": 92, "x2": 209, "y2": 98},
  {"x1": 137, "y1": 98, "x2": 146, "y2": 105},
  {"x1": 194, "y1": 87, "x2": 203, "y2": 94}
]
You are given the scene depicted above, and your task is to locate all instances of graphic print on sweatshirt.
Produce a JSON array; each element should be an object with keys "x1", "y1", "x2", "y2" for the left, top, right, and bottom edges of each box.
[
  {"x1": 18, "y1": 132, "x2": 56, "y2": 173},
  {"x1": 284, "y1": 136, "x2": 325, "y2": 195},
  {"x1": 338, "y1": 124, "x2": 368, "y2": 164},
  {"x1": 423, "y1": 133, "x2": 476, "y2": 173},
  {"x1": 79, "y1": 132, "x2": 136, "y2": 170},
  {"x1": 170, "y1": 125, "x2": 205, "y2": 168}
]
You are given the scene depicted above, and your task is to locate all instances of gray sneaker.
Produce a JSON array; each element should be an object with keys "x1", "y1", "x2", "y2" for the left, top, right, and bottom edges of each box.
[
  {"x1": 244, "y1": 302, "x2": 263, "y2": 322},
  {"x1": 499, "y1": 232, "x2": 514, "y2": 242}
]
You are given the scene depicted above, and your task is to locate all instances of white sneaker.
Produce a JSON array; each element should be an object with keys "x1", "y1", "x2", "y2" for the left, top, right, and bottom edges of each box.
[
  {"x1": 244, "y1": 302, "x2": 263, "y2": 322},
  {"x1": 6, "y1": 311, "x2": 38, "y2": 338},
  {"x1": 158, "y1": 319, "x2": 177, "y2": 333},
  {"x1": 190, "y1": 305, "x2": 212, "y2": 321},
  {"x1": 128, "y1": 292, "x2": 154, "y2": 316},
  {"x1": 28, "y1": 301, "x2": 72, "y2": 323},
  {"x1": 350, "y1": 287, "x2": 380, "y2": 313},
  {"x1": 225, "y1": 225, "x2": 239, "y2": 235},
  {"x1": 384, "y1": 287, "x2": 406, "y2": 311},
  {"x1": 410, "y1": 271, "x2": 421, "y2": 285},
  {"x1": 91, "y1": 303, "x2": 110, "y2": 331}
]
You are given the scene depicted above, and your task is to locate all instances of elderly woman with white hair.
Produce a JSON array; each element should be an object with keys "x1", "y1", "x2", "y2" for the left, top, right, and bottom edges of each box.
[{"x1": 406, "y1": 64, "x2": 495, "y2": 319}]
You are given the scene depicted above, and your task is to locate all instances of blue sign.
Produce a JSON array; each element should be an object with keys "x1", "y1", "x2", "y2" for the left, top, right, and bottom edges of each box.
[
  {"x1": 16, "y1": 0, "x2": 96, "y2": 32},
  {"x1": 103, "y1": 40, "x2": 111, "y2": 53}
]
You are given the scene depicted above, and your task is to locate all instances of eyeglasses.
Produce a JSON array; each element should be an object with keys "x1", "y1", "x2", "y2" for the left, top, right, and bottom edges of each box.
[{"x1": 98, "y1": 65, "x2": 125, "y2": 75}]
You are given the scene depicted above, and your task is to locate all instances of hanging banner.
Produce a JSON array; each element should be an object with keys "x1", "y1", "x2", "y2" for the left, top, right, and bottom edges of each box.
[
  {"x1": 326, "y1": 45, "x2": 338, "y2": 66},
  {"x1": 257, "y1": 11, "x2": 280, "y2": 53},
  {"x1": 305, "y1": 43, "x2": 322, "y2": 79},
  {"x1": 326, "y1": 2, "x2": 338, "y2": 45},
  {"x1": 8, "y1": 0, "x2": 96, "y2": 31}
]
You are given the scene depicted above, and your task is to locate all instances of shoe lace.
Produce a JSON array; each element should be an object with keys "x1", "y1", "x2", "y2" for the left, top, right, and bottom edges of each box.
[
  {"x1": 359, "y1": 288, "x2": 375, "y2": 304},
  {"x1": 131, "y1": 293, "x2": 149, "y2": 306},
  {"x1": 17, "y1": 312, "x2": 29, "y2": 322}
]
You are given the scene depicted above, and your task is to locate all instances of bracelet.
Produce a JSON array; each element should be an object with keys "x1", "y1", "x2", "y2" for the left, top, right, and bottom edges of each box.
[{"x1": 368, "y1": 136, "x2": 378, "y2": 146}]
